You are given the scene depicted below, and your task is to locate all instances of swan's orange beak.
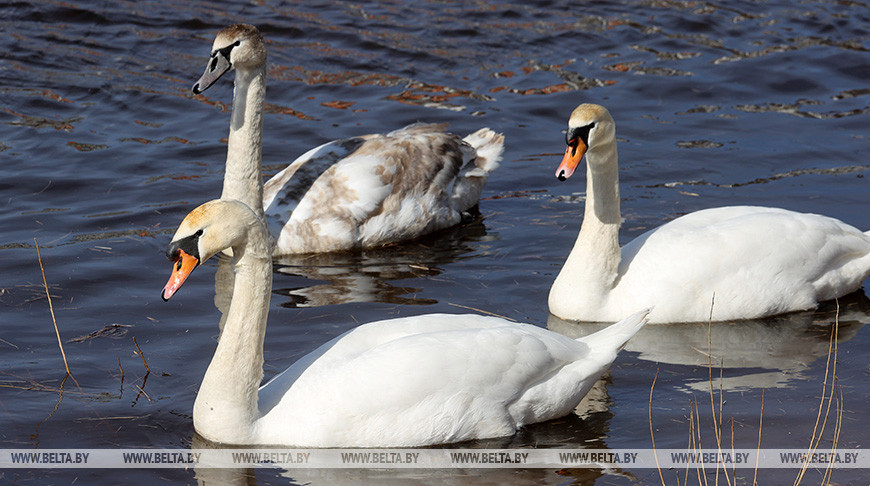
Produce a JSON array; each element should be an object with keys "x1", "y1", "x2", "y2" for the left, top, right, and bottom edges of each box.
[
  {"x1": 555, "y1": 138, "x2": 587, "y2": 181},
  {"x1": 162, "y1": 249, "x2": 199, "y2": 301}
]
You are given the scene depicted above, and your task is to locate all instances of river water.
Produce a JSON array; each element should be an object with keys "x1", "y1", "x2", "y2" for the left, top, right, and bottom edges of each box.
[{"x1": 1, "y1": 0, "x2": 869, "y2": 484}]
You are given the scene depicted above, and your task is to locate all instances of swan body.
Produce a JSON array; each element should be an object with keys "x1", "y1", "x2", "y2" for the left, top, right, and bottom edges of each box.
[
  {"x1": 549, "y1": 103, "x2": 870, "y2": 324},
  {"x1": 192, "y1": 24, "x2": 503, "y2": 254},
  {"x1": 161, "y1": 199, "x2": 649, "y2": 447}
]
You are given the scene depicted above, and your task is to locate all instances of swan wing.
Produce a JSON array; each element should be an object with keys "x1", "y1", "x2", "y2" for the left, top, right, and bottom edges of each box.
[
  {"x1": 256, "y1": 314, "x2": 608, "y2": 446},
  {"x1": 262, "y1": 136, "x2": 368, "y2": 237},
  {"x1": 617, "y1": 206, "x2": 870, "y2": 321}
]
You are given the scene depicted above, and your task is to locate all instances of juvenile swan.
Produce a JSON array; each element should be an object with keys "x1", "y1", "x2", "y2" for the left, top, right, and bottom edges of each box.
[
  {"x1": 192, "y1": 24, "x2": 503, "y2": 254},
  {"x1": 549, "y1": 103, "x2": 870, "y2": 324},
  {"x1": 162, "y1": 199, "x2": 649, "y2": 446}
]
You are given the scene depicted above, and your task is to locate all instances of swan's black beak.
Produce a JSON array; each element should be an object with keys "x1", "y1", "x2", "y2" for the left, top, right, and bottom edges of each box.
[
  {"x1": 192, "y1": 52, "x2": 232, "y2": 95},
  {"x1": 162, "y1": 249, "x2": 200, "y2": 301},
  {"x1": 555, "y1": 138, "x2": 586, "y2": 181}
]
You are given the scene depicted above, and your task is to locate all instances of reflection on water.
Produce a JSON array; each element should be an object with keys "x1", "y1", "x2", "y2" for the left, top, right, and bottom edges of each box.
[
  {"x1": 195, "y1": 462, "x2": 609, "y2": 486},
  {"x1": 548, "y1": 292, "x2": 870, "y2": 391},
  {"x1": 270, "y1": 219, "x2": 490, "y2": 308},
  {"x1": 277, "y1": 463, "x2": 610, "y2": 486},
  {"x1": 212, "y1": 218, "x2": 490, "y2": 334}
]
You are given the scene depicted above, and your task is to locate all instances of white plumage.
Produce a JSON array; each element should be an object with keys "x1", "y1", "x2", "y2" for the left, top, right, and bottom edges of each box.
[
  {"x1": 549, "y1": 103, "x2": 870, "y2": 323},
  {"x1": 161, "y1": 199, "x2": 649, "y2": 447}
]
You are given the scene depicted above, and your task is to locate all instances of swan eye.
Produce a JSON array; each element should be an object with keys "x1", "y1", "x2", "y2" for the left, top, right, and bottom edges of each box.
[
  {"x1": 166, "y1": 229, "x2": 204, "y2": 262},
  {"x1": 566, "y1": 122, "x2": 595, "y2": 147},
  {"x1": 211, "y1": 40, "x2": 242, "y2": 66}
]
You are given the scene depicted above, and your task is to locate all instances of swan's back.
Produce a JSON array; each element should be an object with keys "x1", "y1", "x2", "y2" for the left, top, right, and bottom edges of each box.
[
  {"x1": 614, "y1": 206, "x2": 870, "y2": 322},
  {"x1": 263, "y1": 123, "x2": 503, "y2": 254},
  {"x1": 254, "y1": 312, "x2": 642, "y2": 447}
]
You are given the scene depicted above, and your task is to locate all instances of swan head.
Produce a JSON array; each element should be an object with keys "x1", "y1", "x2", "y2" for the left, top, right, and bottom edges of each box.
[
  {"x1": 192, "y1": 23, "x2": 266, "y2": 95},
  {"x1": 161, "y1": 199, "x2": 265, "y2": 301},
  {"x1": 555, "y1": 103, "x2": 616, "y2": 181}
]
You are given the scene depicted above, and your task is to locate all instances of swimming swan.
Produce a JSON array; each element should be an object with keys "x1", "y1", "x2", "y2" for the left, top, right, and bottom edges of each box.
[
  {"x1": 549, "y1": 103, "x2": 870, "y2": 323},
  {"x1": 161, "y1": 199, "x2": 649, "y2": 446},
  {"x1": 191, "y1": 24, "x2": 503, "y2": 255}
]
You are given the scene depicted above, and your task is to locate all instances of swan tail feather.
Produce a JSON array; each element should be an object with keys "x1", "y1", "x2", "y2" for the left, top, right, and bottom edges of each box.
[
  {"x1": 578, "y1": 308, "x2": 651, "y2": 352},
  {"x1": 464, "y1": 128, "x2": 504, "y2": 174},
  {"x1": 451, "y1": 128, "x2": 504, "y2": 212}
]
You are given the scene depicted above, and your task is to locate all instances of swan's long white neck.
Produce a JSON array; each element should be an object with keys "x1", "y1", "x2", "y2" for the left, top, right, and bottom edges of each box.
[
  {"x1": 193, "y1": 221, "x2": 272, "y2": 444},
  {"x1": 552, "y1": 141, "x2": 622, "y2": 306},
  {"x1": 222, "y1": 66, "x2": 266, "y2": 222}
]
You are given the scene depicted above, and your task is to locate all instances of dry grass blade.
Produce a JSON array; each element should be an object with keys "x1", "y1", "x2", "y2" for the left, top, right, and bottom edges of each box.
[
  {"x1": 821, "y1": 384, "x2": 843, "y2": 485},
  {"x1": 793, "y1": 303, "x2": 839, "y2": 485},
  {"x1": 134, "y1": 383, "x2": 153, "y2": 403},
  {"x1": 753, "y1": 388, "x2": 764, "y2": 486},
  {"x1": 694, "y1": 397, "x2": 708, "y2": 486},
  {"x1": 446, "y1": 302, "x2": 516, "y2": 321},
  {"x1": 32, "y1": 373, "x2": 70, "y2": 445},
  {"x1": 688, "y1": 397, "x2": 705, "y2": 486},
  {"x1": 685, "y1": 398, "x2": 701, "y2": 484},
  {"x1": 705, "y1": 295, "x2": 732, "y2": 486},
  {"x1": 0, "y1": 337, "x2": 19, "y2": 349},
  {"x1": 644, "y1": 300, "x2": 853, "y2": 486},
  {"x1": 720, "y1": 362, "x2": 733, "y2": 486},
  {"x1": 0, "y1": 373, "x2": 105, "y2": 398},
  {"x1": 118, "y1": 357, "x2": 125, "y2": 397},
  {"x1": 35, "y1": 238, "x2": 72, "y2": 377},
  {"x1": 646, "y1": 295, "x2": 851, "y2": 486},
  {"x1": 649, "y1": 368, "x2": 666, "y2": 486},
  {"x1": 730, "y1": 417, "x2": 737, "y2": 484},
  {"x1": 133, "y1": 369, "x2": 152, "y2": 405},
  {"x1": 132, "y1": 336, "x2": 151, "y2": 373}
]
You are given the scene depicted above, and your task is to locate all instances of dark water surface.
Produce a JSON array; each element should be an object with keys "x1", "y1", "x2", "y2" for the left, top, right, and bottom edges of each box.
[{"x1": 2, "y1": 1, "x2": 869, "y2": 484}]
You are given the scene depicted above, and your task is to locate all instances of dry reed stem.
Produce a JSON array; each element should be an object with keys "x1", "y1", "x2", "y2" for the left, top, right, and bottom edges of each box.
[
  {"x1": 35, "y1": 238, "x2": 71, "y2": 376},
  {"x1": 647, "y1": 302, "x2": 847, "y2": 486},
  {"x1": 698, "y1": 399, "x2": 708, "y2": 486},
  {"x1": 701, "y1": 294, "x2": 731, "y2": 486},
  {"x1": 795, "y1": 304, "x2": 840, "y2": 485},
  {"x1": 705, "y1": 298, "x2": 732, "y2": 486},
  {"x1": 691, "y1": 397, "x2": 706, "y2": 486},
  {"x1": 0, "y1": 337, "x2": 19, "y2": 349},
  {"x1": 832, "y1": 386, "x2": 843, "y2": 475},
  {"x1": 821, "y1": 385, "x2": 843, "y2": 485},
  {"x1": 753, "y1": 388, "x2": 764, "y2": 485},
  {"x1": 118, "y1": 357, "x2": 125, "y2": 397},
  {"x1": 685, "y1": 398, "x2": 701, "y2": 485},
  {"x1": 0, "y1": 375, "x2": 98, "y2": 398},
  {"x1": 794, "y1": 303, "x2": 840, "y2": 486},
  {"x1": 720, "y1": 362, "x2": 732, "y2": 486},
  {"x1": 730, "y1": 418, "x2": 736, "y2": 483},
  {"x1": 649, "y1": 368, "x2": 666, "y2": 486},
  {"x1": 446, "y1": 302, "x2": 516, "y2": 321},
  {"x1": 132, "y1": 336, "x2": 151, "y2": 373},
  {"x1": 133, "y1": 370, "x2": 152, "y2": 405},
  {"x1": 33, "y1": 373, "x2": 70, "y2": 445},
  {"x1": 134, "y1": 383, "x2": 152, "y2": 402}
]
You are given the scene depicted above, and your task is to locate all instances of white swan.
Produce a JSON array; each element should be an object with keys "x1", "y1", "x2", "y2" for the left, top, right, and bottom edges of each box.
[
  {"x1": 549, "y1": 103, "x2": 870, "y2": 324},
  {"x1": 192, "y1": 24, "x2": 503, "y2": 254},
  {"x1": 161, "y1": 199, "x2": 649, "y2": 447}
]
